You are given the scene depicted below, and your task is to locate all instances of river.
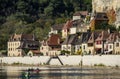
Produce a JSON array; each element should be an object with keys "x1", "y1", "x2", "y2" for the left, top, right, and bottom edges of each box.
[{"x1": 0, "y1": 66, "x2": 120, "y2": 79}]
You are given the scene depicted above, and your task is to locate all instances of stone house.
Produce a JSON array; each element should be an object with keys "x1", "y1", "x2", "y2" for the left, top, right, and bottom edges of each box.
[
  {"x1": 90, "y1": 12, "x2": 109, "y2": 30},
  {"x1": 7, "y1": 34, "x2": 39, "y2": 56},
  {"x1": 62, "y1": 20, "x2": 73, "y2": 39},
  {"x1": 105, "y1": 33, "x2": 118, "y2": 54},
  {"x1": 73, "y1": 11, "x2": 88, "y2": 21},
  {"x1": 87, "y1": 31, "x2": 101, "y2": 55},
  {"x1": 95, "y1": 30, "x2": 109, "y2": 54},
  {"x1": 74, "y1": 32, "x2": 91, "y2": 55},
  {"x1": 40, "y1": 34, "x2": 61, "y2": 56},
  {"x1": 49, "y1": 23, "x2": 64, "y2": 36},
  {"x1": 62, "y1": 34, "x2": 77, "y2": 54},
  {"x1": 70, "y1": 19, "x2": 89, "y2": 34},
  {"x1": 114, "y1": 33, "x2": 120, "y2": 54}
]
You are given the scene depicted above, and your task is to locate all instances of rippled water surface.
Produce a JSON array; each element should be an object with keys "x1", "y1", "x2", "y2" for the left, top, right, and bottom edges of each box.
[{"x1": 0, "y1": 66, "x2": 120, "y2": 79}]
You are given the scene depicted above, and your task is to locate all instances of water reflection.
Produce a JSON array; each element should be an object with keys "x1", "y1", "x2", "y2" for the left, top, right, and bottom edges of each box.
[{"x1": 0, "y1": 66, "x2": 120, "y2": 79}]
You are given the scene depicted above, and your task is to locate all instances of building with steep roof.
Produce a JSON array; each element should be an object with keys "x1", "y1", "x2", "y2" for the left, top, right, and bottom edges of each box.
[
  {"x1": 49, "y1": 23, "x2": 64, "y2": 36},
  {"x1": 87, "y1": 30, "x2": 101, "y2": 55},
  {"x1": 40, "y1": 34, "x2": 61, "y2": 56},
  {"x1": 62, "y1": 20, "x2": 73, "y2": 38},
  {"x1": 95, "y1": 30, "x2": 110, "y2": 54},
  {"x1": 7, "y1": 34, "x2": 39, "y2": 56},
  {"x1": 62, "y1": 34, "x2": 78, "y2": 54},
  {"x1": 73, "y1": 11, "x2": 88, "y2": 21},
  {"x1": 92, "y1": 0, "x2": 120, "y2": 28},
  {"x1": 114, "y1": 33, "x2": 120, "y2": 54},
  {"x1": 70, "y1": 19, "x2": 89, "y2": 34},
  {"x1": 90, "y1": 12, "x2": 109, "y2": 30}
]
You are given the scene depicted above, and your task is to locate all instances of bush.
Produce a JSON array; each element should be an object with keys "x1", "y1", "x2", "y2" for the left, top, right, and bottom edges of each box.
[
  {"x1": 94, "y1": 63, "x2": 105, "y2": 67},
  {"x1": 60, "y1": 50, "x2": 70, "y2": 55}
]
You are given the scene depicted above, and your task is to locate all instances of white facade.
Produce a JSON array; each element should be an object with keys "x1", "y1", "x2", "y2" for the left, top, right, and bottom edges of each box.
[
  {"x1": 108, "y1": 43, "x2": 114, "y2": 51},
  {"x1": 75, "y1": 45, "x2": 81, "y2": 53},
  {"x1": 73, "y1": 16, "x2": 81, "y2": 21},
  {"x1": 8, "y1": 41, "x2": 22, "y2": 56},
  {"x1": 87, "y1": 46, "x2": 94, "y2": 55},
  {"x1": 62, "y1": 45, "x2": 71, "y2": 52},
  {"x1": 70, "y1": 27, "x2": 77, "y2": 34},
  {"x1": 49, "y1": 30, "x2": 58, "y2": 35},
  {"x1": 62, "y1": 29, "x2": 68, "y2": 38},
  {"x1": 81, "y1": 43, "x2": 88, "y2": 54},
  {"x1": 114, "y1": 41, "x2": 120, "y2": 54},
  {"x1": 49, "y1": 50, "x2": 61, "y2": 56},
  {"x1": 40, "y1": 45, "x2": 49, "y2": 55}
]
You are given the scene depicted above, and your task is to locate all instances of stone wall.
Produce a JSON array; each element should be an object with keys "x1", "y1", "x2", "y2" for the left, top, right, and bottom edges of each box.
[{"x1": 0, "y1": 55, "x2": 120, "y2": 66}]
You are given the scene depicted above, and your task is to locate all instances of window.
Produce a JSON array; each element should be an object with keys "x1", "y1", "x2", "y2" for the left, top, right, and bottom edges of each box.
[
  {"x1": 68, "y1": 46, "x2": 71, "y2": 49},
  {"x1": 96, "y1": 41, "x2": 101, "y2": 44},
  {"x1": 88, "y1": 43, "x2": 93, "y2": 46},
  {"x1": 109, "y1": 45, "x2": 112, "y2": 49},
  {"x1": 8, "y1": 48, "x2": 10, "y2": 51},
  {"x1": 83, "y1": 45, "x2": 85, "y2": 49},
  {"x1": 18, "y1": 49, "x2": 21, "y2": 52},
  {"x1": 116, "y1": 43, "x2": 119, "y2": 47},
  {"x1": 41, "y1": 47, "x2": 43, "y2": 50},
  {"x1": 11, "y1": 48, "x2": 12, "y2": 51}
]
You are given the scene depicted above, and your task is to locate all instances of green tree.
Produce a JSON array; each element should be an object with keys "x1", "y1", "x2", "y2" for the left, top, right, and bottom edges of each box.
[{"x1": 44, "y1": 5, "x2": 54, "y2": 16}]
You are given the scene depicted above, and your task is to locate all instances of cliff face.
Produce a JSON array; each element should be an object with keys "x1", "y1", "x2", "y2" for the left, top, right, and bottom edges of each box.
[
  {"x1": 92, "y1": 0, "x2": 120, "y2": 12},
  {"x1": 92, "y1": 0, "x2": 120, "y2": 28}
]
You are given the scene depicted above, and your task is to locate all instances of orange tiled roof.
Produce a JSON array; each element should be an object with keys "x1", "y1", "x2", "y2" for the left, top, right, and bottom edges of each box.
[
  {"x1": 47, "y1": 34, "x2": 61, "y2": 46},
  {"x1": 63, "y1": 20, "x2": 73, "y2": 30}
]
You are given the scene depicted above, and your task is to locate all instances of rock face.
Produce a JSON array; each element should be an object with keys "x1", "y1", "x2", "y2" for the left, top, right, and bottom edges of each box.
[
  {"x1": 92, "y1": 0, "x2": 120, "y2": 12},
  {"x1": 92, "y1": 0, "x2": 120, "y2": 28}
]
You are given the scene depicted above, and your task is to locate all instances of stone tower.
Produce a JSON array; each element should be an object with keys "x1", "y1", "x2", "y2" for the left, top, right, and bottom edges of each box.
[{"x1": 92, "y1": 0, "x2": 120, "y2": 28}]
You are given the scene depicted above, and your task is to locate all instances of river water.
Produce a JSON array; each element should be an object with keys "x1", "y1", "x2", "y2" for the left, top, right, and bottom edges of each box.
[{"x1": 0, "y1": 66, "x2": 120, "y2": 79}]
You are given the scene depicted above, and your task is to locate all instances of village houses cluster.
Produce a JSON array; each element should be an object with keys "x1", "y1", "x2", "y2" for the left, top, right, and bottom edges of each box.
[{"x1": 7, "y1": 10, "x2": 120, "y2": 57}]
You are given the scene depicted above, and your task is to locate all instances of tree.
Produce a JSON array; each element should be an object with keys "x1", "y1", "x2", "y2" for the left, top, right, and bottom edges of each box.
[
  {"x1": 44, "y1": 5, "x2": 54, "y2": 16},
  {"x1": 17, "y1": 1, "x2": 28, "y2": 13}
]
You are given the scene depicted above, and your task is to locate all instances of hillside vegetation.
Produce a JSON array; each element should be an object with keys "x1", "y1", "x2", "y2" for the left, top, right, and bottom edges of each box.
[{"x1": 0, "y1": 0, "x2": 92, "y2": 50}]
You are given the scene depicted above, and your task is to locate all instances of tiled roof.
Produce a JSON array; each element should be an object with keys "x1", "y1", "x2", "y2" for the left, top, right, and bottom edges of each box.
[
  {"x1": 21, "y1": 34, "x2": 35, "y2": 41},
  {"x1": 94, "y1": 12, "x2": 108, "y2": 21},
  {"x1": 107, "y1": 32, "x2": 119, "y2": 43},
  {"x1": 72, "y1": 19, "x2": 84, "y2": 27},
  {"x1": 10, "y1": 34, "x2": 22, "y2": 41},
  {"x1": 63, "y1": 20, "x2": 73, "y2": 30},
  {"x1": 52, "y1": 24, "x2": 64, "y2": 30},
  {"x1": 9, "y1": 34, "x2": 36, "y2": 41},
  {"x1": 95, "y1": 30, "x2": 110, "y2": 41},
  {"x1": 18, "y1": 40, "x2": 39, "y2": 49},
  {"x1": 62, "y1": 34, "x2": 78, "y2": 45},
  {"x1": 82, "y1": 32, "x2": 91, "y2": 43},
  {"x1": 73, "y1": 11, "x2": 88, "y2": 16},
  {"x1": 47, "y1": 34, "x2": 61, "y2": 46},
  {"x1": 88, "y1": 30, "x2": 102, "y2": 43}
]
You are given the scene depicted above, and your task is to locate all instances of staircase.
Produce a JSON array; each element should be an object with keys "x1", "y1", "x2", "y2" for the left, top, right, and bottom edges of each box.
[{"x1": 46, "y1": 56, "x2": 63, "y2": 65}]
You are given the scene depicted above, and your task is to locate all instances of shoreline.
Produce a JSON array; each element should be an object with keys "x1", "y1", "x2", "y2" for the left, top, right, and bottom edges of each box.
[{"x1": 1, "y1": 64, "x2": 119, "y2": 69}]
